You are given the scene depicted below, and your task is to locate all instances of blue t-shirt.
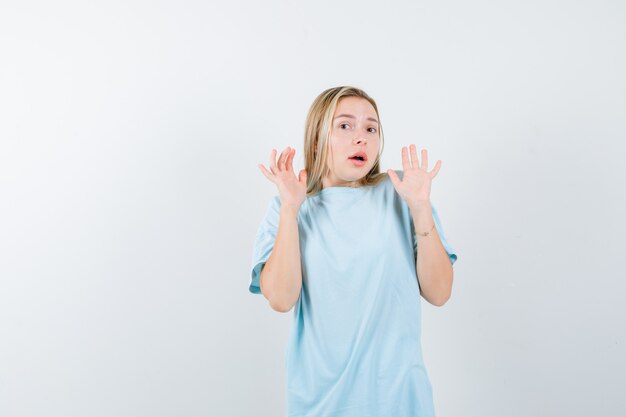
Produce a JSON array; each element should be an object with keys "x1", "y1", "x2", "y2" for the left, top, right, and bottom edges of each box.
[{"x1": 249, "y1": 170, "x2": 458, "y2": 417}]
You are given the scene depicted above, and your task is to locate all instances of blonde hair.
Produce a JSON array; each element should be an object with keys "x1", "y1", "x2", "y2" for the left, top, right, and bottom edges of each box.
[{"x1": 304, "y1": 86, "x2": 387, "y2": 196}]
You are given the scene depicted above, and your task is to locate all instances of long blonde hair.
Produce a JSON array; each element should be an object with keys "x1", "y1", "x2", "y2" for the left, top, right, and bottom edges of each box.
[{"x1": 304, "y1": 86, "x2": 387, "y2": 196}]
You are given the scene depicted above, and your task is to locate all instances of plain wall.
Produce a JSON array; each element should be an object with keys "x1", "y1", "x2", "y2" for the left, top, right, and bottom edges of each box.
[{"x1": 1, "y1": 1, "x2": 625, "y2": 416}]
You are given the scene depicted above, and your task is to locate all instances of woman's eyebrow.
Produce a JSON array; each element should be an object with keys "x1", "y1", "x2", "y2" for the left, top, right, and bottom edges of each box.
[{"x1": 334, "y1": 114, "x2": 379, "y2": 124}]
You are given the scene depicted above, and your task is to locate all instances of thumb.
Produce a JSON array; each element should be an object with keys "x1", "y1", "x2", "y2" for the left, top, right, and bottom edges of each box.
[
  {"x1": 299, "y1": 169, "x2": 307, "y2": 184},
  {"x1": 387, "y1": 169, "x2": 400, "y2": 189}
]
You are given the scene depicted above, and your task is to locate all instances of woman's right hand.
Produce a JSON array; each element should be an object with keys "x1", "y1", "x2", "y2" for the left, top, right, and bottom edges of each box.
[{"x1": 258, "y1": 146, "x2": 307, "y2": 210}]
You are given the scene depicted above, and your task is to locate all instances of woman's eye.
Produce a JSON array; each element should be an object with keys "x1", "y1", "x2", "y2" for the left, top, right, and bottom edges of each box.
[{"x1": 338, "y1": 123, "x2": 376, "y2": 133}]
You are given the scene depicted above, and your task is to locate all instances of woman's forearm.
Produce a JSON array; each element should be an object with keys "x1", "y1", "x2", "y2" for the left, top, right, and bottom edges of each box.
[
  {"x1": 410, "y1": 203, "x2": 454, "y2": 307},
  {"x1": 260, "y1": 205, "x2": 303, "y2": 312}
]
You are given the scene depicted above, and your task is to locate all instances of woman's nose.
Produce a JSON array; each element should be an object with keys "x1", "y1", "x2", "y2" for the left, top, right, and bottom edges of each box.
[{"x1": 353, "y1": 136, "x2": 367, "y2": 145}]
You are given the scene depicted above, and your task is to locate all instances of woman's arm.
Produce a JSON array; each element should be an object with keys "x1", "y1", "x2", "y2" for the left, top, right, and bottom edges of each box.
[
  {"x1": 386, "y1": 146, "x2": 453, "y2": 306},
  {"x1": 260, "y1": 204, "x2": 303, "y2": 312},
  {"x1": 257, "y1": 146, "x2": 307, "y2": 313},
  {"x1": 410, "y1": 202, "x2": 454, "y2": 307}
]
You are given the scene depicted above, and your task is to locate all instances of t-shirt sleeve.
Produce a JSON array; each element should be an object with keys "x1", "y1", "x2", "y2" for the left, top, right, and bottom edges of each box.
[
  {"x1": 412, "y1": 203, "x2": 458, "y2": 266},
  {"x1": 249, "y1": 195, "x2": 281, "y2": 294}
]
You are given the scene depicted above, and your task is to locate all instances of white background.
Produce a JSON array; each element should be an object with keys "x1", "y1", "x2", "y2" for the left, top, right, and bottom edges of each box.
[{"x1": 1, "y1": 1, "x2": 625, "y2": 416}]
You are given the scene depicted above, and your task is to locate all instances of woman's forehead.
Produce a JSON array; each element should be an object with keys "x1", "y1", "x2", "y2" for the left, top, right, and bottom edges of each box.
[{"x1": 334, "y1": 97, "x2": 378, "y2": 122}]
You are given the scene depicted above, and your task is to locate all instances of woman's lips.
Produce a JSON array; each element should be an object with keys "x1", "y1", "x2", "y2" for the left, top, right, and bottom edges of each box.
[
  {"x1": 349, "y1": 151, "x2": 368, "y2": 161},
  {"x1": 349, "y1": 158, "x2": 367, "y2": 167}
]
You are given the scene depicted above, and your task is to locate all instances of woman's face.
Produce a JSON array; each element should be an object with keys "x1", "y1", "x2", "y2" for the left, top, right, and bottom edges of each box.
[{"x1": 322, "y1": 96, "x2": 380, "y2": 188}]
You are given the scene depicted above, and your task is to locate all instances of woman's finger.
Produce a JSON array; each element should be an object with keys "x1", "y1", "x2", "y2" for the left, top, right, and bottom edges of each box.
[
  {"x1": 387, "y1": 168, "x2": 401, "y2": 190},
  {"x1": 401, "y1": 146, "x2": 410, "y2": 171},
  {"x1": 277, "y1": 147, "x2": 287, "y2": 171},
  {"x1": 269, "y1": 149, "x2": 278, "y2": 174},
  {"x1": 258, "y1": 164, "x2": 276, "y2": 183},
  {"x1": 278, "y1": 147, "x2": 290, "y2": 171},
  {"x1": 410, "y1": 144, "x2": 419, "y2": 169},
  {"x1": 430, "y1": 160, "x2": 441, "y2": 178},
  {"x1": 421, "y1": 149, "x2": 428, "y2": 170},
  {"x1": 286, "y1": 148, "x2": 295, "y2": 173}
]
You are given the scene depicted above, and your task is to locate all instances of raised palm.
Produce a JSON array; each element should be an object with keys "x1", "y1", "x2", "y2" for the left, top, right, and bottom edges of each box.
[
  {"x1": 258, "y1": 146, "x2": 307, "y2": 209},
  {"x1": 387, "y1": 145, "x2": 441, "y2": 210}
]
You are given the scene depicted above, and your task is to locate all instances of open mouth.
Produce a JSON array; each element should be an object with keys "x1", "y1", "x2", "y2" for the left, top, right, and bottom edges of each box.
[
  {"x1": 348, "y1": 151, "x2": 367, "y2": 167},
  {"x1": 348, "y1": 152, "x2": 367, "y2": 162}
]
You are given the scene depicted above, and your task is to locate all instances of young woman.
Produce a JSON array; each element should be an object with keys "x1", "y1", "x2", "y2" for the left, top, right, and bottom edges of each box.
[{"x1": 249, "y1": 86, "x2": 458, "y2": 417}]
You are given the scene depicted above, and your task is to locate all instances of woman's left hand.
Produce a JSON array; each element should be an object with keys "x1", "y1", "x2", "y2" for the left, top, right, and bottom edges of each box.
[{"x1": 387, "y1": 144, "x2": 441, "y2": 210}]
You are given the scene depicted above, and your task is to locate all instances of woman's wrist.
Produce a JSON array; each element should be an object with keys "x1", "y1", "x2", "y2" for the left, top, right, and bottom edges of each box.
[
  {"x1": 408, "y1": 200, "x2": 432, "y2": 214},
  {"x1": 280, "y1": 205, "x2": 300, "y2": 218}
]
